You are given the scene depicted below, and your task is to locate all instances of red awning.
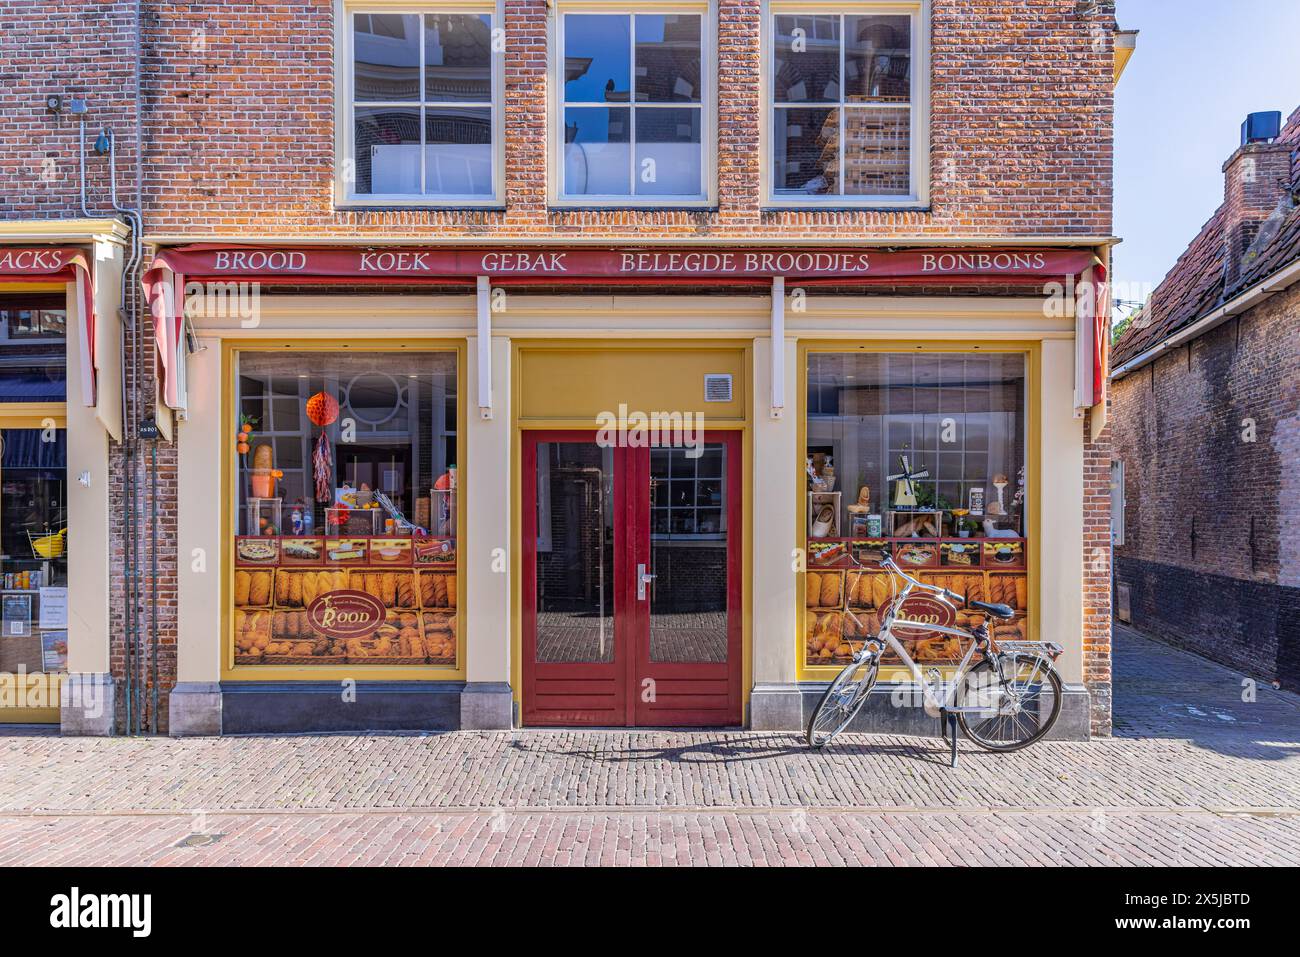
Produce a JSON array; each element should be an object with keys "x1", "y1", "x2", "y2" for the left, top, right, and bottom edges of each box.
[
  {"x1": 1091, "y1": 263, "x2": 1111, "y2": 408},
  {"x1": 143, "y1": 242, "x2": 1101, "y2": 411},
  {"x1": 0, "y1": 246, "x2": 97, "y2": 407}
]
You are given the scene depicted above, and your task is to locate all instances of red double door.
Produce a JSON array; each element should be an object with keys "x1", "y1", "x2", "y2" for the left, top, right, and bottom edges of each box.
[{"x1": 522, "y1": 431, "x2": 742, "y2": 727}]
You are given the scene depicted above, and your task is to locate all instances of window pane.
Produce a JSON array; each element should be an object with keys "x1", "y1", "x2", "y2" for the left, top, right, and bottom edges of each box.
[
  {"x1": 804, "y1": 353, "x2": 1029, "y2": 668},
  {"x1": 353, "y1": 13, "x2": 421, "y2": 101},
  {"x1": 0, "y1": 299, "x2": 67, "y2": 402},
  {"x1": 843, "y1": 107, "x2": 910, "y2": 195},
  {"x1": 563, "y1": 107, "x2": 631, "y2": 195},
  {"x1": 773, "y1": 107, "x2": 837, "y2": 195},
  {"x1": 773, "y1": 15, "x2": 840, "y2": 103},
  {"x1": 564, "y1": 14, "x2": 631, "y2": 103},
  {"x1": 0, "y1": 428, "x2": 69, "y2": 675},
  {"x1": 233, "y1": 352, "x2": 460, "y2": 669},
  {"x1": 354, "y1": 106, "x2": 421, "y2": 194},
  {"x1": 424, "y1": 13, "x2": 492, "y2": 102},
  {"x1": 845, "y1": 15, "x2": 911, "y2": 103},
  {"x1": 425, "y1": 107, "x2": 492, "y2": 195},
  {"x1": 635, "y1": 107, "x2": 701, "y2": 195},
  {"x1": 635, "y1": 15, "x2": 701, "y2": 102}
]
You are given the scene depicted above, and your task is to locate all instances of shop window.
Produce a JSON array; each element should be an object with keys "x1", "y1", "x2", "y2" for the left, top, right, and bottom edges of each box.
[
  {"x1": 232, "y1": 351, "x2": 459, "y2": 669},
  {"x1": 343, "y1": 8, "x2": 499, "y2": 204},
  {"x1": 804, "y1": 352, "x2": 1028, "y2": 668},
  {"x1": 557, "y1": 9, "x2": 710, "y2": 204},
  {"x1": 0, "y1": 296, "x2": 67, "y2": 403},
  {"x1": 0, "y1": 428, "x2": 69, "y2": 678},
  {"x1": 769, "y1": 4, "x2": 924, "y2": 205}
]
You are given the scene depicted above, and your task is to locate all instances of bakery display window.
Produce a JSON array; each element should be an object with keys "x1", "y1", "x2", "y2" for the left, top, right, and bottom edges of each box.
[
  {"x1": 803, "y1": 351, "x2": 1029, "y2": 668},
  {"x1": 232, "y1": 350, "x2": 459, "y2": 668}
]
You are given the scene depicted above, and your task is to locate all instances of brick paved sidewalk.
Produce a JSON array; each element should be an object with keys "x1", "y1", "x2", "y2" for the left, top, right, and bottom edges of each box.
[
  {"x1": 1, "y1": 808, "x2": 1295, "y2": 866},
  {"x1": 0, "y1": 626, "x2": 1295, "y2": 864}
]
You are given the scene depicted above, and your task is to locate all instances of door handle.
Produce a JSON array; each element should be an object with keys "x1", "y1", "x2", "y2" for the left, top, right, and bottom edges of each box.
[{"x1": 637, "y1": 562, "x2": 656, "y2": 601}]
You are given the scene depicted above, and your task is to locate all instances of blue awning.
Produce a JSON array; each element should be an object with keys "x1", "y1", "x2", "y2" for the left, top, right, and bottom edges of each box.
[{"x1": 1, "y1": 429, "x2": 66, "y2": 469}]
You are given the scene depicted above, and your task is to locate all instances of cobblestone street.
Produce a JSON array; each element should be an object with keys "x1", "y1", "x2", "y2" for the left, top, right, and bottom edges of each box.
[{"x1": 1, "y1": 627, "x2": 1296, "y2": 865}]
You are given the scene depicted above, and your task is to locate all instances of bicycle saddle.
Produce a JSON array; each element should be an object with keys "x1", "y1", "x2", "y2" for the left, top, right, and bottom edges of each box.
[{"x1": 968, "y1": 600, "x2": 1015, "y2": 620}]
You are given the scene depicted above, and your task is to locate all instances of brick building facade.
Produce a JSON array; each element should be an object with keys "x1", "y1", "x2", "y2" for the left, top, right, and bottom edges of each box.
[
  {"x1": 1111, "y1": 107, "x2": 1300, "y2": 691},
  {"x1": 0, "y1": 0, "x2": 1126, "y2": 737}
]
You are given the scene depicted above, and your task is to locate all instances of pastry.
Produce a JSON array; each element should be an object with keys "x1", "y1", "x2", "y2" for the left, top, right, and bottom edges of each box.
[
  {"x1": 234, "y1": 570, "x2": 251, "y2": 606},
  {"x1": 820, "y1": 573, "x2": 841, "y2": 608},
  {"x1": 445, "y1": 575, "x2": 456, "y2": 609},
  {"x1": 396, "y1": 575, "x2": 416, "y2": 608},
  {"x1": 250, "y1": 571, "x2": 272, "y2": 606},
  {"x1": 805, "y1": 572, "x2": 820, "y2": 608},
  {"x1": 1014, "y1": 577, "x2": 1027, "y2": 610}
]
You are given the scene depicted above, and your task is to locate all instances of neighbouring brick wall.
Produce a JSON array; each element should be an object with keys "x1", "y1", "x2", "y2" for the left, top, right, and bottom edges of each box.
[
  {"x1": 1111, "y1": 282, "x2": 1300, "y2": 687},
  {"x1": 138, "y1": 0, "x2": 1115, "y2": 238},
  {"x1": 1083, "y1": 407, "x2": 1112, "y2": 736}
]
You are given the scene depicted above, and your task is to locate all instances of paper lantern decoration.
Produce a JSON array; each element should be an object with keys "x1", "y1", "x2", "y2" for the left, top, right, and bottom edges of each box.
[{"x1": 306, "y1": 391, "x2": 340, "y2": 427}]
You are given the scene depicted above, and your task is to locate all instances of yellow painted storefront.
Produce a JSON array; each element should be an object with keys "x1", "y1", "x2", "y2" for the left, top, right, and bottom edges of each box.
[
  {"x1": 174, "y1": 286, "x2": 1089, "y2": 732},
  {"x1": 0, "y1": 221, "x2": 126, "y2": 728}
]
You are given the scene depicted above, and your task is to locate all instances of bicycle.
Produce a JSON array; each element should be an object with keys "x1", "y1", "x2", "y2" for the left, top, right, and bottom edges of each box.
[{"x1": 806, "y1": 553, "x2": 1063, "y2": 766}]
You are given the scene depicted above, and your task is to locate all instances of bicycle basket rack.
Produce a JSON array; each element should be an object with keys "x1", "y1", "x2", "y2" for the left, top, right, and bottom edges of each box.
[{"x1": 993, "y1": 640, "x2": 1064, "y2": 659}]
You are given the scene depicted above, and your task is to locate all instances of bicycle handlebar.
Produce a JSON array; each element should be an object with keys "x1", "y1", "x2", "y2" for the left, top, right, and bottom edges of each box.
[
  {"x1": 879, "y1": 555, "x2": 965, "y2": 606},
  {"x1": 838, "y1": 548, "x2": 966, "y2": 606}
]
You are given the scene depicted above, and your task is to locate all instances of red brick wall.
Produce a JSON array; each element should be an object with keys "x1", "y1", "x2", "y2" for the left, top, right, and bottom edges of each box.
[
  {"x1": 0, "y1": 1, "x2": 140, "y2": 218},
  {"x1": 1082, "y1": 407, "x2": 1112, "y2": 735},
  {"x1": 140, "y1": 0, "x2": 1116, "y2": 238}
]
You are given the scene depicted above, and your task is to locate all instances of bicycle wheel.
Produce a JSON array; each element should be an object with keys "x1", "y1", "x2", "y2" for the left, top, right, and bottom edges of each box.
[
  {"x1": 955, "y1": 653, "x2": 1062, "y2": 751},
  {"x1": 806, "y1": 653, "x2": 879, "y2": 748}
]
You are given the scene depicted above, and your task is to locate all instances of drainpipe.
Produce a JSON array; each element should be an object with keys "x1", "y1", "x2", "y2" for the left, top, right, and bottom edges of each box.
[{"x1": 78, "y1": 105, "x2": 144, "y2": 735}]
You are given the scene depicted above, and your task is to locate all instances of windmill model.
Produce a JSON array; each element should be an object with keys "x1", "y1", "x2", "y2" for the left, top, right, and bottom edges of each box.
[{"x1": 888, "y1": 446, "x2": 930, "y2": 509}]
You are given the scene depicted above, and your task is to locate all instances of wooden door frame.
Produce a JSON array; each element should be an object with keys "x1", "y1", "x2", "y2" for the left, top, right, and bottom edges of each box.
[{"x1": 521, "y1": 430, "x2": 743, "y2": 727}]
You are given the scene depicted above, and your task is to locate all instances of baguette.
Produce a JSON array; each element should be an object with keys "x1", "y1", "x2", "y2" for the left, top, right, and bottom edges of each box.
[
  {"x1": 820, "y1": 573, "x2": 841, "y2": 608},
  {"x1": 805, "y1": 572, "x2": 821, "y2": 608}
]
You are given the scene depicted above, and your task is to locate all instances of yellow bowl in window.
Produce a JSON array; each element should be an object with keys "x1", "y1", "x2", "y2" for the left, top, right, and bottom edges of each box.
[{"x1": 30, "y1": 527, "x2": 67, "y2": 560}]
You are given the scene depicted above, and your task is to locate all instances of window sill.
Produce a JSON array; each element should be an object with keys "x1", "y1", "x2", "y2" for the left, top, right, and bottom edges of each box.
[
  {"x1": 335, "y1": 199, "x2": 505, "y2": 212},
  {"x1": 549, "y1": 200, "x2": 716, "y2": 212},
  {"x1": 762, "y1": 202, "x2": 930, "y2": 213}
]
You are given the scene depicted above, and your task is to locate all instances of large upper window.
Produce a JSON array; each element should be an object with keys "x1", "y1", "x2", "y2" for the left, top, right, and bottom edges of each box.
[
  {"x1": 770, "y1": 5, "x2": 923, "y2": 205},
  {"x1": 343, "y1": 9, "x2": 499, "y2": 204},
  {"x1": 558, "y1": 10, "x2": 710, "y2": 204}
]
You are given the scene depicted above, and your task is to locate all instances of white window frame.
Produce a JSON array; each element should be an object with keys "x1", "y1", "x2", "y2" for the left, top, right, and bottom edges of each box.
[
  {"x1": 549, "y1": 1, "x2": 717, "y2": 208},
  {"x1": 762, "y1": 0, "x2": 929, "y2": 209},
  {"x1": 1110, "y1": 459, "x2": 1125, "y2": 547},
  {"x1": 334, "y1": 0, "x2": 506, "y2": 208}
]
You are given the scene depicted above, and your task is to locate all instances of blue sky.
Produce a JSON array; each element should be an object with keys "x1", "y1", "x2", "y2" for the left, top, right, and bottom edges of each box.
[{"x1": 1113, "y1": 0, "x2": 1300, "y2": 310}]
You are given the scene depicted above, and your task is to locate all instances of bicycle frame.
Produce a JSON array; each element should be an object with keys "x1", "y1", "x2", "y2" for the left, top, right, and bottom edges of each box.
[{"x1": 844, "y1": 555, "x2": 1000, "y2": 717}]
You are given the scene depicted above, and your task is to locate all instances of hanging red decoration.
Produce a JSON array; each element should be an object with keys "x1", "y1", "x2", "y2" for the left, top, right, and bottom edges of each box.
[{"x1": 306, "y1": 391, "x2": 340, "y2": 427}]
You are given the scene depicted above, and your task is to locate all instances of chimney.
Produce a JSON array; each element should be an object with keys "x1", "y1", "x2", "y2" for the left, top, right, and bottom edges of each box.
[{"x1": 1222, "y1": 111, "x2": 1293, "y2": 289}]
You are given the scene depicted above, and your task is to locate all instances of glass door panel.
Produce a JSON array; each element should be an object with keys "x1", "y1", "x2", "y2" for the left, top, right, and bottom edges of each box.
[
  {"x1": 648, "y1": 444, "x2": 728, "y2": 664},
  {"x1": 533, "y1": 441, "x2": 615, "y2": 664}
]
